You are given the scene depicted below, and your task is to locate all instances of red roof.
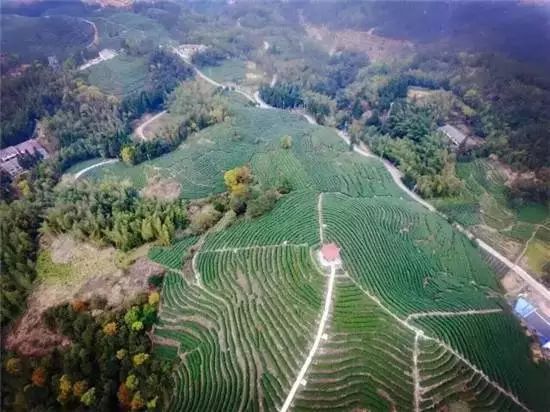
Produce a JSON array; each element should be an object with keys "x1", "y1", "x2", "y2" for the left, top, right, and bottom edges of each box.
[{"x1": 321, "y1": 243, "x2": 340, "y2": 261}]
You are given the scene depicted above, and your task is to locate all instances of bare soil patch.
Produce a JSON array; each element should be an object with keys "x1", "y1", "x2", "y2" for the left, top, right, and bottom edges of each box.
[
  {"x1": 5, "y1": 235, "x2": 163, "y2": 356},
  {"x1": 501, "y1": 272, "x2": 524, "y2": 295},
  {"x1": 141, "y1": 175, "x2": 182, "y2": 201},
  {"x1": 305, "y1": 24, "x2": 414, "y2": 62}
]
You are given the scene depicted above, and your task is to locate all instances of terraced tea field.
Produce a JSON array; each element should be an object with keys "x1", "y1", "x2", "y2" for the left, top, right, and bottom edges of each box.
[
  {"x1": 83, "y1": 103, "x2": 403, "y2": 200},
  {"x1": 82, "y1": 99, "x2": 550, "y2": 410},
  {"x1": 84, "y1": 54, "x2": 149, "y2": 97},
  {"x1": 150, "y1": 190, "x2": 550, "y2": 411}
]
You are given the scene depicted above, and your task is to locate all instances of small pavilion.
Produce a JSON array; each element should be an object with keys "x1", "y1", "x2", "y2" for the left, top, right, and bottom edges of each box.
[{"x1": 318, "y1": 243, "x2": 341, "y2": 267}]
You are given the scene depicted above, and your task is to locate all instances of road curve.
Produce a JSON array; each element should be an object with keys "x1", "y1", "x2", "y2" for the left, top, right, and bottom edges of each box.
[
  {"x1": 135, "y1": 110, "x2": 167, "y2": 141},
  {"x1": 74, "y1": 159, "x2": 119, "y2": 180}
]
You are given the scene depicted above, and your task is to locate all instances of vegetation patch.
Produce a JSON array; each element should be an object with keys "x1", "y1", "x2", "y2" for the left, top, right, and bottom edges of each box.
[
  {"x1": 0, "y1": 14, "x2": 93, "y2": 62},
  {"x1": 84, "y1": 54, "x2": 150, "y2": 97}
]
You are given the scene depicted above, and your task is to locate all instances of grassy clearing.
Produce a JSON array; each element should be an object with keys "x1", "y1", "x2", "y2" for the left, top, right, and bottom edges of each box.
[
  {"x1": 83, "y1": 54, "x2": 149, "y2": 97},
  {"x1": 525, "y1": 239, "x2": 550, "y2": 276},
  {"x1": 36, "y1": 251, "x2": 72, "y2": 282},
  {"x1": 200, "y1": 59, "x2": 248, "y2": 84}
]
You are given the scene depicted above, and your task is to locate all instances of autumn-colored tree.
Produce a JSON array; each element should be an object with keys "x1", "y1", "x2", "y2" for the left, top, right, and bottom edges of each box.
[
  {"x1": 71, "y1": 299, "x2": 88, "y2": 313},
  {"x1": 125, "y1": 374, "x2": 139, "y2": 391},
  {"x1": 31, "y1": 367, "x2": 47, "y2": 387},
  {"x1": 116, "y1": 349, "x2": 127, "y2": 360},
  {"x1": 132, "y1": 353, "x2": 150, "y2": 367},
  {"x1": 117, "y1": 383, "x2": 132, "y2": 408},
  {"x1": 131, "y1": 320, "x2": 144, "y2": 331},
  {"x1": 121, "y1": 146, "x2": 136, "y2": 165},
  {"x1": 124, "y1": 306, "x2": 140, "y2": 326},
  {"x1": 131, "y1": 391, "x2": 145, "y2": 411},
  {"x1": 148, "y1": 291, "x2": 160, "y2": 306},
  {"x1": 80, "y1": 387, "x2": 96, "y2": 407},
  {"x1": 224, "y1": 166, "x2": 252, "y2": 197},
  {"x1": 146, "y1": 396, "x2": 159, "y2": 410},
  {"x1": 58, "y1": 374, "x2": 72, "y2": 404},
  {"x1": 103, "y1": 322, "x2": 118, "y2": 336},
  {"x1": 280, "y1": 135, "x2": 292, "y2": 149},
  {"x1": 5, "y1": 358, "x2": 22, "y2": 375},
  {"x1": 72, "y1": 380, "x2": 88, "y2": 397}
]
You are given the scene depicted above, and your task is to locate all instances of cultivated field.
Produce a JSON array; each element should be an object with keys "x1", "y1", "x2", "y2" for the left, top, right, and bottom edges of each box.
[
  {"x1": 83, "y1": 102, "x2": 403, "y2": 200},
  {"x1": 91, "y1": 11, "x2": 172, "y2": 51},
  {"x1": 83, "y1": 54, "x2": 149, "y2": 97},
  {"x1": 132, "y1": 104, "x2": 550, "y2": 410},
  {"x1": 433, "y1": 159, "x2": 550, "y2": 275}
]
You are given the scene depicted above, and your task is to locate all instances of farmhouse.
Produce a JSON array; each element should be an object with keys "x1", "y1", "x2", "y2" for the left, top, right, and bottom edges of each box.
[
  {"x1": 319, "y1": 243, "x2": 342, "y2": 267},
  {"x1": 174, "y1": 44, "x2": 207, "y2": 61},
  {"x1": 0, "y1": 139, "x2": 48, "y2": 177},
  {"x1": 438, "y1": 124, "x2": 468, "y2": 147},
  {"x1": 514, "y1": 297, "x2": 550, "y2": 350}
]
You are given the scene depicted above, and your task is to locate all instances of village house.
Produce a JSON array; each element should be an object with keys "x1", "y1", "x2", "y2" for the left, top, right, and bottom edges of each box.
[
  {"x1": 514, "y1": 297, "x2": 550, "y2": 352},
  {"x1": 0, "y1": 139, "x2": 48, "y2": 177},
  {"x1": 438, "y1": 124, "x2": 468, "y2": 147}
]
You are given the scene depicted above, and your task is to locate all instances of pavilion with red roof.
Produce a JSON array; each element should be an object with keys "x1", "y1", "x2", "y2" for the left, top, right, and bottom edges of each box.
[{"x1": 319, "y1": 243, "x2": 341, "y2": 267}]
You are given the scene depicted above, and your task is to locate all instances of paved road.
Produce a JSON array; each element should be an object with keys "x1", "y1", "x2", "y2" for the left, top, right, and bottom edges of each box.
[
  {"x1": 135, "y1": 110, "x2": 167, "y2": 141},
  {"x1": 74, "y1": 159, "x2": 119, "y2": 180}
]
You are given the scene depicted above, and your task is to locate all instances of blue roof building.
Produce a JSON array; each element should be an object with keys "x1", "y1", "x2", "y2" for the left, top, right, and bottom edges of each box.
[{"x1": 514, "y1": 297, "x2": 550, "y2": 349}]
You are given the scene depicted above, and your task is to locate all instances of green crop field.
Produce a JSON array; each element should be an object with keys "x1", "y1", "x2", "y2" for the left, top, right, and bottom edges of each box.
[
  {"x1": 91, "y1": 11, "x2": 173, "y2": 51},
  {"x1": 82, "y1": 102, "x2": 403, "y2": 200},
  {"x1": 78, "y1": 97, "x2": 550, "y2": 410},
  {"x1": 201, "y1": 59, "x2": 248, "y2": 84},
  {"x1": 1, "y1": 14, "x2": 93, "y2": 62},
  {"x1": 152, "y1": 245, "x2": 325, "y2": 411},
  {"x1": 150, "y1": 186, "x2": 550, "y2": 410},
  {"x1": 83, "y1": 54, "x2": 149, "y2": 97}
]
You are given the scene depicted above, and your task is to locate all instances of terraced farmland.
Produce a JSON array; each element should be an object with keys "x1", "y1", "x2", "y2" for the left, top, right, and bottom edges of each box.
[
  {"x1": 82, "y1": 102, "x2": 403, "y2": 199},
  {"x1": 152, "y1": 245, "x2": 325, "y2": 411},
  {"x1": 150, "y1": 189, "x2": 550, "y2": 411},
  {"x1": 99, "y1": 99, "x2": 550, "y2": 410},
  {"x1": 322, "y1": 193, "x2": 502, "y2": 315}
]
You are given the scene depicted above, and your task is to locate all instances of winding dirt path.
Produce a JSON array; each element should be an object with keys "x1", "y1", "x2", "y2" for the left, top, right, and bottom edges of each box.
[
  {"x1": 135, "y1": 110, "x2": 167, "y2": 141},
  {"x1": 80, "y1": 18, "x2": 99, "y2": 49},
  {"x1": 74, "y1": 159, "x2": 119, "y2": 180},
  {"x1": 406, "y1": 308, "x2": 503, "y2": 322}
]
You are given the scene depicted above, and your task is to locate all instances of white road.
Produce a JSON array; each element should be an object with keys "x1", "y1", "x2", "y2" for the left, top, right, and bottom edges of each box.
[
  {"x1": 73, "y1": 159, "x2": 119, "y2": 180},
  {"x1": 280, "y1": 263, "x2": 336, "y2": 412},
  {"x1": 80, "y1": 18, "x2": 98, "y2": 49},
  {"x1": 135, "y1": 110, "x2": 167, "y2": 141}
]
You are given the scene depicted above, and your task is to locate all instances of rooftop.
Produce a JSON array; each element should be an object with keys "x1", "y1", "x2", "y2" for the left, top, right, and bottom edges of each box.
[
  {"x1": 320, "y1": 243, "x2": 341, "y2": 262},
  {"x1": 438, "y1": 124, "x2": 467, "y2": 146}
]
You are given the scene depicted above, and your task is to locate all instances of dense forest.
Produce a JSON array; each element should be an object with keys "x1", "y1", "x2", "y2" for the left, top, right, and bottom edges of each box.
[{"x1": 2, "y1": 293, "x2": 171, "y2": 410}]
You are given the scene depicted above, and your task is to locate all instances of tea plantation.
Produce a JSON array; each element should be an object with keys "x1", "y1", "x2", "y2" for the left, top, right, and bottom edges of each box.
[{"x1": 89, "y1": 101, "x2": 550, "y2": 410}]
